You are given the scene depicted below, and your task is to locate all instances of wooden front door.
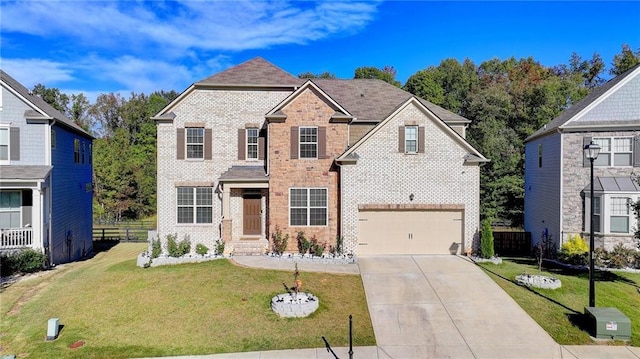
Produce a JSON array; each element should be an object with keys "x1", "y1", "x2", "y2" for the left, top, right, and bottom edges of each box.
[{"x1": 243, "y1": 197, "x2": 261, "y2": 236}]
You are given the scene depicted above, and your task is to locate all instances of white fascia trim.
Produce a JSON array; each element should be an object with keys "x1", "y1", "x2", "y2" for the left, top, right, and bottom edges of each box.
[
  {"x1": 1, "y1": 81, "x2": 50, "y2": 118},
  {"x1": 151, "y1": 84, "x2": 195, "y2": 119}
]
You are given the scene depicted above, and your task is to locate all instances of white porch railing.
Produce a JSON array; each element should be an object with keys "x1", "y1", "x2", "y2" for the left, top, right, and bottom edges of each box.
[{"x1": 0, "y1": 227, "x2": 34, "y2": 249}]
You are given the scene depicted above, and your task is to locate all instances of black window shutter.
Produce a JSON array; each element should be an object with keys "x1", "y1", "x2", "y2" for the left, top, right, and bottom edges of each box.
[
  {"x1": 582, "y1": 137, "x2": 591, "y2": 167},
  {"x1": 634, "y1": 136, "x2": 640, "y2": 167},
  {"x1": 290, "y1": 127, "x2": 299, "y2": 159},
  {"x1": 318, "y1": 126, "x2": 327, "y2": 159},
  {"x1": 418, "y1": 126, "x2": 425, "y2": 154},
  {"x1": 176, "y1": 128, "x2": 185, "y2": 159},
  {"x1": 10, "y1": 127, "x2": 20, "y2": 160},
  {"x1": 204, "y1": 129, "x2": 212, "y2": 160},
  {"x1": 398, "y1": 126, "x2": 405, "y2": 153},
  {"x1": 238, "y1": 129, "x2": 245, "y2": 160}
]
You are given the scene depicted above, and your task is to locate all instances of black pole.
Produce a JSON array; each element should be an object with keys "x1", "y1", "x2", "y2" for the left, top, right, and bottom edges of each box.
[
  {"x1": 589, "y1": 157, "x2": 596, "y2": 308},
  {"x1": 349, "y1": 314, "x2": 353, "y2": 359}
]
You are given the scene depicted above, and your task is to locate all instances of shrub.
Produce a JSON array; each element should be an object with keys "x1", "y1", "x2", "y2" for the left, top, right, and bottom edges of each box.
[
  {"x1": 214, "y1": 239, "x2": 225, "y2": 255},
  {"x1": 166, "y1": 234, "x2": 179, "y2": 257},
  {"x1": 308, "y1": 235, "x2": 325, "y2": 257},
  {"x1": 177, "y1": 237, "x2": 191, "y2": 256},
  {"x1": 608, "y1": 243, "x2": 634, "y2": 269},
  {"x1": 1, "y1": 249, "x2": 46, "y2": 276},
  {"x1": 150, "y1": 237, "x2": 161, "y2": 259},
  {"x1": 480, "y1": 219, "x2": 494, "y2": 259},
  {"x1": 271, "y1": 226, "x2": 289, "y2": 255},
  {"x1": 297, "y1": 231, "x2": 310, "y2": 254},
  {"x1": 195, "y1": 243, "x2": 209, "y2": 256},
  {"x1": 559, "y1": 234, "x2": 589, "y2": 265}
]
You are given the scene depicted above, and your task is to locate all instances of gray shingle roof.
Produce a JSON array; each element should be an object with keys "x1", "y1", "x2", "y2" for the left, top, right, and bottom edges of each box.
[
  {"x1": 219, "y1": 166, "x2": 268, "y2": 182},
  {"x1": 0, "y1": 70, "x2": 92, "y2": 138},
  {"x1": 194, "y1": 57, "x2": 470, "y2": 124},
  {"x1": 526, "y1": 63, "x2": 640, "y2": 142},
  {"x1": 196, "y1": 57, "x2": 303, "y2": 87},
  {"x1": 312, "y1": 78, "x2": 470, "y2": 123},
  {"x1": 0, "y1": 165, "x2": 52, "y2": 180}
]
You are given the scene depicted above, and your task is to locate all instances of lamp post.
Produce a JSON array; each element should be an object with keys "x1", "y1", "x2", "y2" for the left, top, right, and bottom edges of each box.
[{"x1": 583, "y1": 141, "x2": 600, "y2": 308}]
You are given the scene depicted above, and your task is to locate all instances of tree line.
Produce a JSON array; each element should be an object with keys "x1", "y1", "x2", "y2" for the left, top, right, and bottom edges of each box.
[{"x1": 34, "y1": 44, "x2": 639, "y2": 225}]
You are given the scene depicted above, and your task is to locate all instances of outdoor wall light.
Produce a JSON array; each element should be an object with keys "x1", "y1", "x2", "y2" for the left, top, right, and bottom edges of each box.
[{"x1": 409, "y1": 193, "x2": 414, "y2": 201}]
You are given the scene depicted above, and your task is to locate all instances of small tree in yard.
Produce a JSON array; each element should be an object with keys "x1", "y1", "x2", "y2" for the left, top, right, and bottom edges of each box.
[{"x1": 480, "y1": 219, "x2": 495, "y2": 259}]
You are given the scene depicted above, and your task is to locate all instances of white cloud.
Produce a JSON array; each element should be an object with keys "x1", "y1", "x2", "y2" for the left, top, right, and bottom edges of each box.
[
  {"x1": 1, "y1": 58, "x2": 75, "y2": 89},
  {"x1": 1, "y1": 1, "x2": 381, "y2": 54}
]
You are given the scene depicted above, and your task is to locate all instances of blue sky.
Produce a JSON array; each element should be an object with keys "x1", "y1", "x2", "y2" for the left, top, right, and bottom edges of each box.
[{"x1": 1, "y1": 1, "x2": 638, "y2": 102}]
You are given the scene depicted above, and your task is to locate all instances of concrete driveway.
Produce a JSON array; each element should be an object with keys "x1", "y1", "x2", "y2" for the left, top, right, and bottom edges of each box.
[{"x1": 359, "y1": 255, "x2": 562, "y2": 359}]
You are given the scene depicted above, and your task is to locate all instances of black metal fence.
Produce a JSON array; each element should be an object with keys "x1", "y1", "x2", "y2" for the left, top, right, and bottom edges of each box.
[{"x1": 492, "y1": 231, "x2": 532, "y2": 257}]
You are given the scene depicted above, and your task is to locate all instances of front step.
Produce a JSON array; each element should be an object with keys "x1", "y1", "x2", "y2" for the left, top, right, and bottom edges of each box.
[{"x1": 230, "y1": 239, "x2": 269, "y2": 256}]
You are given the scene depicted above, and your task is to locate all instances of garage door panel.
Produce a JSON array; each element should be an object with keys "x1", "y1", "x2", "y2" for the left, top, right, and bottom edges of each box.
[{"x1": 358, "y1": 210, "x2": 462, "y2": 255}]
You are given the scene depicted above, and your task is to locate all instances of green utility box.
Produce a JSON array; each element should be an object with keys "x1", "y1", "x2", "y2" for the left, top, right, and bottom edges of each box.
[{"x1": 584, "y1": 307, "x2": 631, "y2": 341}]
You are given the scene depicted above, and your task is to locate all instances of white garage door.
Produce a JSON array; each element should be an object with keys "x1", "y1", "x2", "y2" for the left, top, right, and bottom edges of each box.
[{"x1": 358, "y1": 210, "x2": 463, "y2": 255}]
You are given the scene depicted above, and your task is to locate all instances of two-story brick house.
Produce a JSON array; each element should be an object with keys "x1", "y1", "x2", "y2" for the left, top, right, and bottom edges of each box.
[
  {"x1": 154, "y1": 57, "x2": 487, "y2": 256},
  {"x1": 524, "y1": 64, "x2": 640, "y2": 251},
  {"x1": 0, "y1": 70, "x2": 93, "y2": 265}
]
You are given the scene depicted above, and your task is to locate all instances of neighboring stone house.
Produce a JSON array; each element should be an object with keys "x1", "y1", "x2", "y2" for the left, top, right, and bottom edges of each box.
[
  {"x1": 524, "y1": 64, "x2": 640, "y2": 251},
  {"x1": 0, "y1": 70, "x2": 93, "y2": 265},
  {"x1": 153, "y1": 57, "x2": 487, "y2": 256}
]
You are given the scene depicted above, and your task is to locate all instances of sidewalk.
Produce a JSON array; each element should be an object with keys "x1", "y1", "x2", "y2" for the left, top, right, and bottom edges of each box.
[{"x1": 141, "y1": 256, "x2": 639, "y2": 359}]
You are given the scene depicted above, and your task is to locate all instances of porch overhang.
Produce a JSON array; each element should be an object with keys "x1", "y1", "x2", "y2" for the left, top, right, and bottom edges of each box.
[
  {"x1": 0, "y1": 165, "x2": 52, "y2": 189},
  {"x1": 582, "y1": 176, "x2": 640, "y2": 194},
  {"x1": 218, "y1": 166, "x2": 269, "y2": 219}
]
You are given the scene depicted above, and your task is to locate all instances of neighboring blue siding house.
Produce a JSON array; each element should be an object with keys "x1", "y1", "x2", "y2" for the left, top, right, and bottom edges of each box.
[
  {"x1": 0, "y1": 70, "x2": 93, "y2": 265},
  {"x1": 524, "y1": 64, "x2": 640, "y2": 251}
]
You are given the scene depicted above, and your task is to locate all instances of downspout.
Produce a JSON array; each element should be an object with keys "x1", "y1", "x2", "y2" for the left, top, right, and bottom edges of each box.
[{"x1": 557, "y1": 127, "x2": 564, "y2": 248}]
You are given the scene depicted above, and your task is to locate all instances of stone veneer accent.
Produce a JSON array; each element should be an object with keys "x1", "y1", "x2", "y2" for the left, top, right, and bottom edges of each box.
[
  {"x1": 561, "y1": 131, "x2": 639, "y2": 250},
  {"x1": 267, "y1": 88, "x2": 348, "y2": 250},
  {"x1": 341, "y1": 103, "x2": 481, "y2": 255}
]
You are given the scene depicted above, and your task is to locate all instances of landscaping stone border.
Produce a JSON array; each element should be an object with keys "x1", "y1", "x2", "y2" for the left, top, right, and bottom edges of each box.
[{"x1": 271, "y1": 292, "x2": 319, "y2": 318}]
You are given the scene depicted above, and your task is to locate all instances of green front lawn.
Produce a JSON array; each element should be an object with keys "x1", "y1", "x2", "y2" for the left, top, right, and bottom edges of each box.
[
  {"x1": 0, "y1": 243, "x2": 375, "y2": 358},
  {"x1": 477, "y1": 258, "x2": 640, "y2": 346}
]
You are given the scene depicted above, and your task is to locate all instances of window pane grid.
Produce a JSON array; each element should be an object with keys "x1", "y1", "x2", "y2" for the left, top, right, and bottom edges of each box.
[
  {"x1": 0, "y1": 128, "x2": 8, "y2": 161},
  {"x1": 593, "y1": 137, "x2": 633, "y2": 166},
  {"x1": 299, "y1": 127, "x2": 318, "y2": 159},
  {"x1": 611, "y1": 197, "x2": 629, "y2": 215},
  {"x1": 405, "y1": 126, "x2": 418, "y2": 153},
  {"x1": 247, "y1": 128, "x2": 258, "y2": 159},
  {"x1": 186, "y1": 128, "x2": 204, "y2": 159},
  {"x1": 289, "y1": 188, "x2": 327, "y2": 226},
  {"x1": 177, "y1": 187, "x2": 212, "y2": 224}
]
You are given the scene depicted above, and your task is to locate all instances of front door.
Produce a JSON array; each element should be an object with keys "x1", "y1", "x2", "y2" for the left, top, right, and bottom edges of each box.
[{"x1": 243, "y1": 197, "x2": 261, "y2": 236}]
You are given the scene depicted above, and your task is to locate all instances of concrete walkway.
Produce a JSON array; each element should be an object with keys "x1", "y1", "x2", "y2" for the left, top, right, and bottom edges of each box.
[{"x1": 142, "y1": 255, "x2": 639, "y2": 359}]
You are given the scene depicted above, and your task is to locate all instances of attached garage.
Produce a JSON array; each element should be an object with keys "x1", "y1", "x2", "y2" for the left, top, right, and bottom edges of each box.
[{"x1": 357, "y1": 207, "x2": 464, "y2": 255}]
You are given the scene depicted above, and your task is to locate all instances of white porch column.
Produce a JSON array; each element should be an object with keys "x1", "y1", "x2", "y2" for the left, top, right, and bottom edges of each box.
[
  {"x1": 31, "y1": 188, "x2": 43, "y2": 251},
  {"x1": 222, "y1": 184, "x2": 231, "y2": 218}
]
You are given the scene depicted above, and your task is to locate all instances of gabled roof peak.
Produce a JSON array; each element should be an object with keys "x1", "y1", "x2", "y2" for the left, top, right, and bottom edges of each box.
[{"x1": 196, "y1": 57, "x2": 303, "y2": 87}]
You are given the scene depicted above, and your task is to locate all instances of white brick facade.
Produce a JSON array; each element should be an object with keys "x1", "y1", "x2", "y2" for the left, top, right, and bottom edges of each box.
[
  {"x1": 156, "y1": 89, "x2": 290, "y2": 251},
  {"x1": 340, "y1": 102, "x2": 481, "y2": 255}
]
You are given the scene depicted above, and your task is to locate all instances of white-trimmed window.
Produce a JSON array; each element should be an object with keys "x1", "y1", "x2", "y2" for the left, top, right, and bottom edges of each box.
[
  {"x1": 177, "y1": 187, "x2": 213, "y2": 224},
  {"x1": 610, "y1": 197, "x2": 630, "y2": 233},
  {"x1": 0, "y1": 127, "x2": 8, "y2": 161},
  {"x1": 405, "y1": 126, "x2": 418, "y2": 154},
  {"x1": 592, "y1": 196, "x2": 601, "y2": 232},
  {"x1": 247, "y1": 128, "x2": 259, "y2": 160},
  {"x1": 186, "y1": 128, "x2": 204, "y2": 159},
  {"x1": 593, "y1": 137, "x2": 633, "y2": 167},
  {"x1": 290, "y1": 188, "x2": 327, "y2": 226},
  {"x1": 0, "y1": 191, "x2": 21, "y2": 229},
  {"x1": 299, "y1": 127, "x2": 318, "y2": 159}
]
